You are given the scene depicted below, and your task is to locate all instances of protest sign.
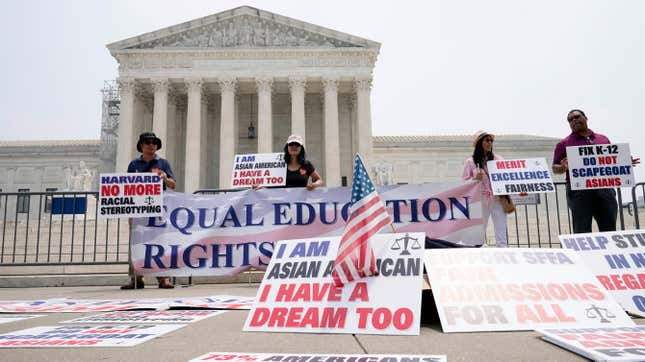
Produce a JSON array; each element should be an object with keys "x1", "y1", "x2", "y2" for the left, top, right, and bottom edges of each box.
[
  {"x1": 424, "y1": 248, "x2": 634, "y2": 333},
  {"x1": 0, "y1": 299, "x2": 68, "y2": 313},
  {"x1": 61, "y1": 310, "x2": 225, "y2": 324},
  {"x1": 243, "y1": 233, "x2": 424, "y2": 335},
  {"x1": 0, "y1": 324, "x2": 184, "y2": 348},
  {"x1": 131, "y1": 182, "x2": 484, "y2": 277},
  {"x1": 190, "y1": 352, "x2": 446, "y2": 362},
  {"x1": 231, "y1": 153, "x2": 286, "y2": 188},
  {"x1": 167, "y1": 295, "x2": 255, "y2": 310},
  {"x1": 487, "y1": 158, "x2": 554, "y2": 195},
  {"x1": 510, "y1": 193, "x2": 540, "y2": 206},
  {"x1": 566, "y1": 143, "x2": 634, "y2": 190},
  {"x1": 0, "y1": 315, "x2": 44, "y2": 325},
  {"x1": 559, "y1": 230, "x2": 645, "y2": 317},
  {"x1": 99, "y1": 172, "x2": 163, "y2": 219},
  {"x1": 538, "y1": 326, "x2": 645, "y2": 362},
  {"x1": 0, "y1": 298, "x2": 168, "y2": 313}
]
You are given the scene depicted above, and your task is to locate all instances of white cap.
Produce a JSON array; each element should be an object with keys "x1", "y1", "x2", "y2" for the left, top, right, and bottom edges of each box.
[{"x1": 286, "y1": 134, "x2": 304, "y2": 146}]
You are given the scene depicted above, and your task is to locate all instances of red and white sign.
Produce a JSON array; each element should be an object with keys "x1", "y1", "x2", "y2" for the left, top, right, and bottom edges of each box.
[
  {"x1": 99, "y1": 172, "x2": 163, "y2": 219},
  {"x1": 0, "y1": 298, "x2": 168, "y2": 313},
  {"x1": 60, "y1": 310, "x2": 225, "y2": 324},
  {"x1": 231, "y1": 153, "x2": 286, "y2": 188},
  {"x1": 559, "y1": 230, "x2": 645, "y2": 317},
  {"x1": 244, "y1": 233, "x2": 424, "y2": 335},
  {"x1": 424, "y1": 248, "x2": 634, "y2": 332},
  {"x1": 190, "y1": 352, "x2": 446, "y2": 362},
  {"x1": 168, "y1": 295, "x2": 255, "y2": 310},
  {"x1": 538, "y1": 326, "x2": 645, "y2": 362},
  {"x1": 487, "y1": 158, "x2": 555, "y2": 195},
  {"x1": 0, "y1": 315, "x2": 44, "y2": 325},
  {"x1": 567, "y1": 143, "x2": 634, "y2": 190},
  {"x1": 0, "y1": 324, "x2": 185, "y2": 348}
]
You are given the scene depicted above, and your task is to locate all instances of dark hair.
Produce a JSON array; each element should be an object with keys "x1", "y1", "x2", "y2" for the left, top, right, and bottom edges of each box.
[
  {"x1": 284, "y1": 144, "x2": 306, "y2": 165},
  {"x1": 567, "y1": 109, "x2": 586, "y2": 119},
  {"x1": 472, "y1": 136, "x2": 494, "y2": 168}
]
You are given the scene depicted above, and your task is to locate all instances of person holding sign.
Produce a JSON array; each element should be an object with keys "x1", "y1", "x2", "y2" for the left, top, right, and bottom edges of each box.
[
  {"x1": 121, "y1": 132, "x2": 176, "y2": 290},
  {"x1": 462, "y1": 131, "x2": 508, "y2": 247},
  {"x1": 552, "y1": 109, "x2": 639, "y2": 233},
  {"x1": 283, "y1": 135, "x2": 323, "y2": 189}
]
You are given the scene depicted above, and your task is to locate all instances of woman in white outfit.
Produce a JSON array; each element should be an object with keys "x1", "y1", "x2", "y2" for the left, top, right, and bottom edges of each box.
[{"x1": 462, "y1": 131, "x2": 508, "y2": 247}]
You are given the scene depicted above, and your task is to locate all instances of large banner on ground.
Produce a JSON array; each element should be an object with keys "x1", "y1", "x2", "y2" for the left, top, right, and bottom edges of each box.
[
  {"x1": 567, "y1": 143, "x2": 634, "y2": 190},
  {"x1": 559, "y1": 230, "x2": 645, "y2": 317},
  {"x1": 190, "y1": 353, "x2": 446, "y2": 362},
  {"x1": 61, "y1": 310, "x2": 225, "y2": 324},
  {"x1": 244, "y1": 234, "x2": 424, "y2": 335},
  {"x1": 0, "y1": 315, "x2": 44, "y2": 325},
  {"x1": 538, "y1": 326, "x2": 645, "y2": 362},
  {"x1": 424, "y1": 248, "x2": 634, "y2": 332},
  {"x1": 132, "y1": 182, "x2": 483, "y2": 277}
]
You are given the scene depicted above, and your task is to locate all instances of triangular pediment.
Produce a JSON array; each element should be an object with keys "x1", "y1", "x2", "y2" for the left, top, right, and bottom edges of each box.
[{"x1": 107, "y1": 6, "x2": 379, "y2": 53}]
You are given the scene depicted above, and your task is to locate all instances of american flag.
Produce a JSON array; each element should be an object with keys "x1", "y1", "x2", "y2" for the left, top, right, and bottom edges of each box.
[{"x1": 332, "y1": 154, "x2": 392, "y2": 287}]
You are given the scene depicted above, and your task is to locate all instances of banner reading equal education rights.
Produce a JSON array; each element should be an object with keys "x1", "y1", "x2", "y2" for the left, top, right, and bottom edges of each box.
[{"x1": 131, "y1": 182, "x2": 484, "y2": 277}]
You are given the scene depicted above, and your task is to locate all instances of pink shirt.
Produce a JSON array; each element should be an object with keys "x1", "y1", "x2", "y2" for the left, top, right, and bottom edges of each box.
[{"x1": 462, "y1": 155, "x2": 502, "y2": 203}]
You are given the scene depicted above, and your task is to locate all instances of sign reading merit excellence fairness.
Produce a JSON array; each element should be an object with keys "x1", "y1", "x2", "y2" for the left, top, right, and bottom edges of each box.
[
  {"x1": 244, "y1": 233, "x2": 424, "y2": 335},
  {"x1": 99, "y1": 172, "x2": 163, "y2": 219},
  {"x1": 487, "y1": 158, "x2": 555, "y2": 195},
  {"x1": 231, "y1": 153, "x2": 286, "y2": 188},
  {"x1": 566, "y1": 143, "x2": 634, "y2": 190},
  {"x1": 424, "y1": 248, "x2": 634, "y2": 333},
  {"x1": 559, "y1": 230, "x2": 645, "y2": 317}
]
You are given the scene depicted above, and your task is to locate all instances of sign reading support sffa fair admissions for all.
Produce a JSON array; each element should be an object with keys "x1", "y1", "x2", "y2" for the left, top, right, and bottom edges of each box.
[
  {"x1": 99, "y1": 173, "x2": 163, "y2": 219},
  {"x1": 487, "y1": 158, "x2": 555, "y2": 195},
  {"x1": 231, "y1": 153, "x2": 286, "y2": 188},
  {"x1": 567, "y1": 143, "x2": 634, "y2": 190},
  {"x1": 559, "y1": 230, "x2": 645, "y2": 317},
  {"x1": 424, "y1": 248, "x2": 634, "y2": 333},
  {"x1": 243, "y1": 233, "x2": 424, "y2": 335},
  {"x1": 190, "y1": 352, "x2": 446, "y2": 362}
]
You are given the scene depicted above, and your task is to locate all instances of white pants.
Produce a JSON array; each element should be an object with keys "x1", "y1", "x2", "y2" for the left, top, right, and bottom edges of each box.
[{"x1": 482, "y1": 196, "x2": 508, "y2": 247}]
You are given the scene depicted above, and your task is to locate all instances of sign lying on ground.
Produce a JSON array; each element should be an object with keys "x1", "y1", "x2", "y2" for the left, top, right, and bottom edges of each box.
[
  {"x1": 0, "y1": 315, "x2": 44, "y2": 325},
  {"x1": 559, "y1": 229, "x2": 645, "y2": 317},
  {"x1": 0, "y1": 298, "x2": 168, "y2": 313},
  {"x1": 538, "y1": 326, "x2": 645, "y2": 362},
  {"x1": 61, "y1": 310, "x2": 225, "y2": 324},
  {"x1": 190, "y1": 352, "x2": 446, "y2": 362},
  {"x1": 424, "y1": 248, "x2": 634, "y2": 333},
  {"x1": 168, "y1": 295, "x2": 255, "y2": 310},
  {"x1": 99, "y1": 172, "x2": 163, "y2": 219},
  {"x1": 0, "y1": 325, "x2": 185, "y2": 348},
  {"x1": 131, "y1": 182, "x2": 484, "y2": 277},
  {"x1": 231, "y1": 153, "x2": 286, "y2": 188},
  {"x1": 567, "y1": 143, "x2": 634, "y2": 190},
  {"x1": 244, "y1": 233, "x2": 424, "y2": 335},
  {"x1": 487, "y1": 158, "x2": 555, "y2": 195}
]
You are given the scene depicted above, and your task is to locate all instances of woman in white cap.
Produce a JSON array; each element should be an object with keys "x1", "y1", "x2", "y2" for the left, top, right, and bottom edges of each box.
[
  {"x1": 462, "y1": 131, "x2": 508, "y2": 247},
  {"x1": 283, "y1": 135, "x2": 323, "y2": 189}
]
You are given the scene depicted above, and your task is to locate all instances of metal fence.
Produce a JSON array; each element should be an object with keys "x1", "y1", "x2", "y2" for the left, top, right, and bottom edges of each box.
[{"x1": 1, "y1": 184, "x2": 642, "y2": 266}]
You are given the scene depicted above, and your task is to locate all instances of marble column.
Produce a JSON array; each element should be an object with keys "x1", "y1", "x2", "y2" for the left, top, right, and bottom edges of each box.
[
  {"x1": 151, "y1": 78, "x2": 169, "y2": 158},
  {"x1": 355, "y1": 77, "x2": 374, "y2": 167},
  {"x1": 256, "y1": 77, "x2": 273, "y2": 153},
  {"x1": 115, "y1": 78, "x2": 136, "y2": 172},
  {"x1": 165, "y1": 92, "x2": 177, "y2": 165},
  {"x1": 323, "y1": 77, "x2": 341, "y2": 187},
  {"x1": 184, "y1": 78, "x2": 203, "y2": 193},
  {"x1": 289, "y1": 76, "x2": 307, "y2": 141},
  {"x1": 219, "y1": 78, "x2": 238, "y2": 188}
]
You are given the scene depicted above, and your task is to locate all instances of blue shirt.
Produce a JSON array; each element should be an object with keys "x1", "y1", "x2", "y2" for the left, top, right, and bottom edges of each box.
[{"x1": 127, "y1": 154, "x2": 175, "y2": 190}]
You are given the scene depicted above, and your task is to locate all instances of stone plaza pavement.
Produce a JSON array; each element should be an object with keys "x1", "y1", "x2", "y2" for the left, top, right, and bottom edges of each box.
[{"x1": 0, "y1": 283, "x2": 642, "y2": 362}]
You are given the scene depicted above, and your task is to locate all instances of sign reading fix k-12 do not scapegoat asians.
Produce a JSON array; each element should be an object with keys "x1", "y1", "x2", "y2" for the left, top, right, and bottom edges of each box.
[
  {"x1": 243, "y1": 233, "x2": 425, "y2": 335},
  {"x1": 487, "y1": 158, "x2": 555, "y2": 195},
  {"x1": 99, "y1": 173, "x2": 163, "y2": 219},
  {"x1": 566, "y1": 143, "x2": 634, "y2": 190},
  {"x1": 231, "y1": 153, "x2": 286, "y2": 188}
]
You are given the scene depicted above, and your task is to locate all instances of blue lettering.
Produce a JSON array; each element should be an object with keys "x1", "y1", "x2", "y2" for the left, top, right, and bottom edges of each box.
[
  {"x1": 210, "y1": 244, "x2": 234, "y2": 268},
  {"x1": 319, "y1": 202, "x2": 339, "y2": 224},
  {"x1": 169, "y1": 244, "x2": 179, "y2": 268},
  {"x1": 273, "y1": 203, "x2": 292, "y2": 225},
  {"x1": 198, "y1": 208, "x2": 218, "y2": 228},
  {"x1": 184, "y1": 244, "x2": 207, "y2": 268},
  {"x1": 258, "y1": 241, "x2": 274, "y2": 266},
  {"x1": 422, "y1": 198, "x2": 446, "y2": 221},
  {"x1": 245, "y1": 204, "x2": 264, "y2": 226},
  {"x1": 386, "y1": 199, "x2": 406, "y2": 223},
  {"x1": 170, "y1": 207, "x2": 194, "y2": 235},
  {"x1": 449, "y1": 197, "x2": 470, "y2": 219},
  {"x1": 295, "y1": 202, "x2": 315, "y2": 225},
  {"x1": 143, "y1": 244, "x2": 165, "y2": 269},
  {"x1": 220, "y1": 206, "x2": 242, "y2": 227}
]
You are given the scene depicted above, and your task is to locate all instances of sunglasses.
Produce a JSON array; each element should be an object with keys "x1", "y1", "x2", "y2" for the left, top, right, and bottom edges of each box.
[
  {"x1": 484, "y1": 138, "x2": 494, "y2": 143},
  {"x1": 567, "y1": 114, "x2": 583, "y2": 122},
  {"x1": 142, "y1": 139, "x2": 157, "y2": 145}
]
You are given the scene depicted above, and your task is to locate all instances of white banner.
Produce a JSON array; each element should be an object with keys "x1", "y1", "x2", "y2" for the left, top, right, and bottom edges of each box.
[
  {"x1": 0, "y1": 298, "x2": 168, "y2": 313},
  {"x1": 190, "y1": 352, "x2": 447, "y2": 362},
  {"x1": 538, "y1": 326, "x2": 645, "y2": 362},
  {"x1": 61, "y1": 310, "x2": 225, "y2": 324},
  {"x1": 559, "y1": 230, "x2": 645, "y2": 317},
  {"x1": 99, "y1": 172, "x2": 163, "y2": 219},
  {"x1": 0, "y1": 315, "x2": 44, "y2": 325},
  {"x1": 167, "y1": 295, "x2": 255, "y2": 310},
  {"x1": 244, "y1": 233, "x2": 424, "y2": 335},
  {"x1": 567, "y1": 143, "x2": 634, "y2": 190},
  {"x1": 0, "y1": 325, "x2": 185, "y2": 348},
  {"x1": 424, "y1": 248, "x2": 634, "y2": 332},
  {"x1": 231, "y1": 153, "x2": 286, "y2": 188},
  {"x1": 487, "y1": 158, "x2": 555, "y2": 195}
]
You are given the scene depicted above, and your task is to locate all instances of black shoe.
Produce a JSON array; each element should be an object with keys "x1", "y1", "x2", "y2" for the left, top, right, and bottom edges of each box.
[{"x1": 120, "y1": 278, "x2": 144, "y2": 290}]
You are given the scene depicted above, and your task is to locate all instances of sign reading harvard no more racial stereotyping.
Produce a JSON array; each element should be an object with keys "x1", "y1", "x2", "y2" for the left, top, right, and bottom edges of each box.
[
  {"x1": 487, "y1": 158, "x2": 555, "y2": 195},
  {"x1": 566, "y1": 143, "x2": 634, "y2": 190},
  {"x1": 243, "y1": 233, "x2": 424, "y2": 335},
  {"x1": 99, "y1": 173, "x2": 163, "y2": 219},
  {"x1": 231, "y1": 153, "x2": 286, "y2": 188},
  {"x1": 424, "y1": 248, "x2": 634, "y2": 333}
]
